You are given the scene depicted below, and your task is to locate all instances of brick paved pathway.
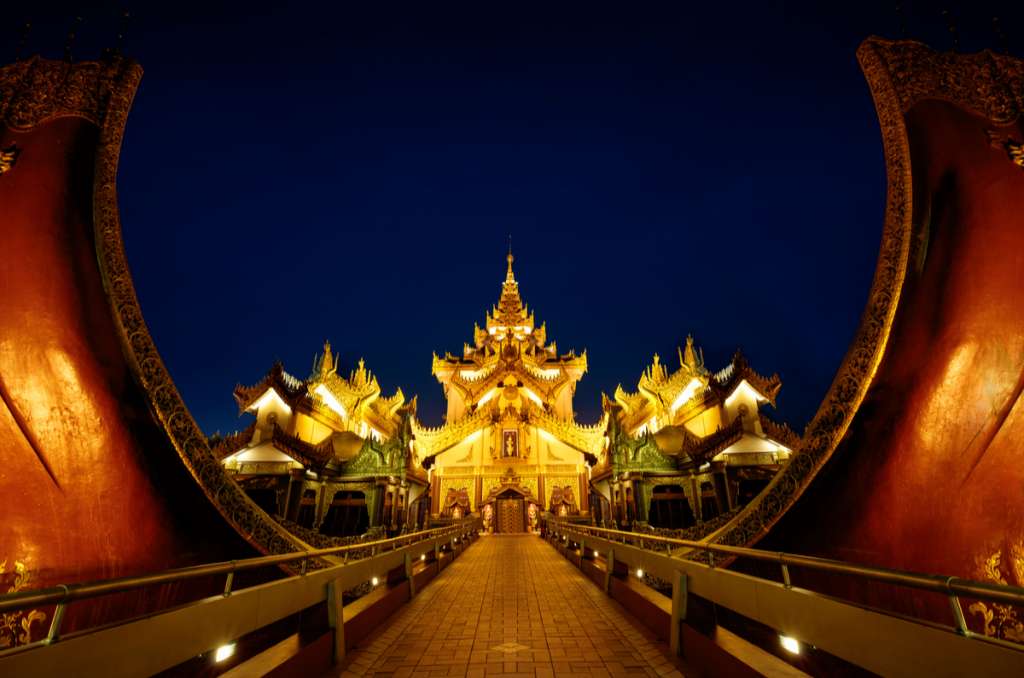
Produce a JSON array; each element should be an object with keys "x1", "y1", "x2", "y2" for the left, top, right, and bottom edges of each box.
[{"x1": 336, "y1": 534, "x2": 686, "y2": 677}]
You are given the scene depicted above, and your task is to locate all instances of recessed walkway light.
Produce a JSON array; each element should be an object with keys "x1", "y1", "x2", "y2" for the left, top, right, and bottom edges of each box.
[
  {"x1": 779, "y1": 635, "x2": 800, "y2": 654},
  {"x1": 371, "y1": 577, "x2": 380, "y2": 587},
  {"x1": 214, "y1": 643, "x2": 236, "y2": 663},
  {"x1": 636, "y1": 569, "x2": 644, "y2": 578}
]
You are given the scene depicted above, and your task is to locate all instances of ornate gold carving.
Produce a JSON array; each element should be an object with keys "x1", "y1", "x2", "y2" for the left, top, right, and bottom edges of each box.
[
  {"x1": 697, "y1": 37, "x2": 919, "y2": 550},
  {"x1": 697, "y1": 39, "x2": 1024, "y2": 554},
  {"x1": 1, "y1": 56, "x2": 122, "y2": 129},
  {"x1": 987, "y1": 129, "x2": 1024, "y2": 168},
  {"x1": 0, "y1": 144, "x2": 19, "y2": 175},
  {"x1": 866, "y1": 39, "x2": 1024, "y2": 122},
  {"x1": 968, "y1": 547, "x2": 1024, "y2": 642},
  {"x1": 79, "y1": 55, "x2": 308, "y2": 559},
  {"x1": 0, "y1": 560, "x2": 47, "y2": 648}
]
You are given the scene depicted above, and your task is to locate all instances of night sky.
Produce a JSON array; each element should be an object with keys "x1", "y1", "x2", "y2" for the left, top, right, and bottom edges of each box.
[{"x1": 9, "y1": 2, "x2": 1024, "y2": 436}]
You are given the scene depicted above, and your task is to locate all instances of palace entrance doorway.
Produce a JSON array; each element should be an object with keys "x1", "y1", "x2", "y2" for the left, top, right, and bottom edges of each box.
[
  {"x1": 480, "y1": 468, "x2": 541, "y2": 533},
  {"x1": 496, "y1": 490, "x2": 526, "y2": 533}
]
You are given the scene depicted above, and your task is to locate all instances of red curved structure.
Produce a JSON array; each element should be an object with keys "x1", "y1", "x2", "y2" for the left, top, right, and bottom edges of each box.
[
  {"x1": 712, "y1": 38, "x2": 1024, "y2": 641},
  {"x1": 0, "y1": 56, "x2": 303, "y2": 640},
  {"x1": 2, "y1": 36, "x2": 1023, "y2": 652}
]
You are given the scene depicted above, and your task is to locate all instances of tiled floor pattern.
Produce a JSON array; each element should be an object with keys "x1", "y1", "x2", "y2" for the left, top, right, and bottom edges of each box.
[{"x1": 335, "y1": 534, "x2": 685, "y2": 677}]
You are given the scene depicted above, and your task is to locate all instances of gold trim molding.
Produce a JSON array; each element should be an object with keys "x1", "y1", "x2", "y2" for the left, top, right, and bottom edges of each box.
[{"x1": 31, "y1": 55, "x2": 311, "y2": 558}]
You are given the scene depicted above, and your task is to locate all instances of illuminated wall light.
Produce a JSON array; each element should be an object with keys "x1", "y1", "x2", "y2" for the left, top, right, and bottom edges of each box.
[
  {"x1": 779, "y1": 635, "x2": 800, "y2": 655},
  {"x1": 371, "y1": 577, "x2": 380, "y2": 587},
  {"x1": 420, "y1": 554, "x2": 426, "y2": 561},
  {"x1": 636, "y1": 569, "x2": 644, "y2": 578},
  {"x1": 593, "y1": 550, "x2": 599, "y2": 558},
  {"x1": 214, "y1": 643, "x2": 236, "y2": 663}
]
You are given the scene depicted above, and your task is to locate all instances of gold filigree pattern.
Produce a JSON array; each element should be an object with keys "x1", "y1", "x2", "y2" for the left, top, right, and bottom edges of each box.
[
  {"x1": 694, "y1": 37, "x2": 919, "y2": 550},
  {"x1": 969, "y1": 548, "x2": 1024, "y2": 642},
  {"x1": 0, "y1": 144, "x2": 18, "y2": 175},
  {"x1": 697, "y1": 41, "x2": 1024, "y2": 555},
  {"x1": 26, "y1": 54, "x2": 312, "y2": 559},
  {"x1": 987, "y1": 129, "x2": 1024, "y2": 168},
  {"x1": 0, "y1": 560, "x2": 47, "y2": 648},
  {"x1": 1, "y1": 56, "x2": 117, "y2": 129}
]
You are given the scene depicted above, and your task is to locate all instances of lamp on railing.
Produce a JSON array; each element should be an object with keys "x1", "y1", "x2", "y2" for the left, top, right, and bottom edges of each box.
[{"x1": 779, "y1": 635, "x2": 800, "y2": 655}]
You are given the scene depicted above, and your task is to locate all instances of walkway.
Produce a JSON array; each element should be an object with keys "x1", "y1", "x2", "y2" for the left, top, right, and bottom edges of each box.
[{"x1": 336, "y1": 534, "x2": 686, "y2": 677}]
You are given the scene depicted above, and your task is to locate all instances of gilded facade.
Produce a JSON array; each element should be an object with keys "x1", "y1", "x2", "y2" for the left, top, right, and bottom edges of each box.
[{"x1": 219, "y1": 252, "x2": 798, "y2": 537}]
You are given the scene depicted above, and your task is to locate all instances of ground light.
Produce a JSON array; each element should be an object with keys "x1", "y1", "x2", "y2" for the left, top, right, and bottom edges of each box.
[
  {"x1": 421, "y1": 554, "x2": 426, "y2": 561},
  {"x1": 636, "y1": 569, "x2": 644, "y2": 578},
  {"x1": 371, "y1": 577, "x2": 380, "y2": 587},
  {"x1": 214, "y1": 643, "x2": 236, "y2": 663},
  {"x1": 779, "y1": 635, "x2": 800, "y2": 654},
  {"x1": 593, "y1": 550, "x2": 599, "y2": 558}
]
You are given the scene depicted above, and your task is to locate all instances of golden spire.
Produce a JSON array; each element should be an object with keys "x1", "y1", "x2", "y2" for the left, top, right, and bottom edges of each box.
[
  {"x1": 682, "y1": 334, "x2": 699, "y2": 369},
  {"x1": 506, "y1": 235, "x2": 515, "y2": 283},
  {"x1": 319, "y1": 340, "x2": 335, "y2": 378}
]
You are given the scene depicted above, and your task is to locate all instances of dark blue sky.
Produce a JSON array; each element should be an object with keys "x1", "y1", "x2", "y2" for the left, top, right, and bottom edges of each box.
[{"x1": 10, "y1": 2, "x2": 1023, "y2": 435}]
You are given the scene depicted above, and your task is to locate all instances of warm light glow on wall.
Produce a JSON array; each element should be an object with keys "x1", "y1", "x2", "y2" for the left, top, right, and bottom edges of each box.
[
  {"x1": 478, "y1": 388, "x2": 498, "y2": 406},
  {"x1": 669, "y1": 378, "x2": 704, "y2": 414},
  {"x1": 462, "y1": 430, "x2": 482, "y2": 445},
  {"x1": 314, "y1": 384, "x2": 347, "y2": 419},
  {"x1": 246, "y1": 388, "x2": 293, "y2": 415},
  {"x1": 724, "y1": 380, "x2": 767, "y2": 409}
]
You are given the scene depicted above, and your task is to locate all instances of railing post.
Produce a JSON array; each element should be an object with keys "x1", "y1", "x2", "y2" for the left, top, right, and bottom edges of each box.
[
  {"x1": 223, "y1": 571, "x2": 235, "y2": 597},
  {"x1": 580, "y1": 538, "x2": 586, "y2": 566},
  {"x1": 405, "y1": 552, "x2": 416, "y2": 598},
  {"x1": 45, "y1": 596, "x2": 68, "y2": 645},
  {"x1": 605, "y1": 549, "x2": 615, "y2": 593},
  {"x1": 670, "y1": 570, "x2": 688, "y2": 656},
  {"x1": 327, "y1": 579, "x2": 346, "y2": 664}
]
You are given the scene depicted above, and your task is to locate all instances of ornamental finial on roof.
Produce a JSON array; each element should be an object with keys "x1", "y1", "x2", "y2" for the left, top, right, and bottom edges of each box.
[
  {"x1": 506, "y1": 245, "x2": 515, "y2": 284},
  {"x1": 319, "y1": 340, "x2": 335, "y2": 378}
]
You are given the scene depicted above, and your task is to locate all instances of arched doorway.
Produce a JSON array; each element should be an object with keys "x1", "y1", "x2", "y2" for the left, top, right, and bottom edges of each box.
[{"x1": 495, "y1": 488, "x2": 527, "y2": 533}]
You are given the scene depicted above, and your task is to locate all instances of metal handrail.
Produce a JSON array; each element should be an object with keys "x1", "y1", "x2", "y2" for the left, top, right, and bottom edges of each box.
[
  {"x1": 546, "y1": 520, "x2": 1024, "y2": 609},
  {"x1": 0, "y1": 519, "x2": 480, "y2": 615}
]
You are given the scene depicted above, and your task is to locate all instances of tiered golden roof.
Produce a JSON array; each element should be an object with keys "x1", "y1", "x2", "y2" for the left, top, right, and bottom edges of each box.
[
  {"x1": 430, "y1": 252, "x2": 587, "y2": 419},
  {"x1": 233, "y1": 341, "x2": 405, "y2": 440}
]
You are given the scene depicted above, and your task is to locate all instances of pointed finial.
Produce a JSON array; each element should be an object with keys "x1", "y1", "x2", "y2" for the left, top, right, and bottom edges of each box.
[
  {"x1": 319, "y1": 340, "x2": 334, "y2": 377},
  {"x1": 505, "y1": 239, "x2": 515, "y2": 283},
  {"x1": 682, "y1": 334, "x2": 699, "y2": 369}
]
